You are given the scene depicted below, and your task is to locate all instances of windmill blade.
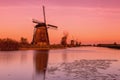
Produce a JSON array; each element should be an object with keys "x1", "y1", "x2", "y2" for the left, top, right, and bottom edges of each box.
[
  {"x1": 32, "y1": 19, "x2": 43, "y2": 24},
  {"x1": 43, "y1": 6, "x2": 47, "y2": 24},
  {"x1": 32, "y1": 19, "x2": 39, "y2": 23},
  {"x1": 47, "y1": 24, "x2": 58, "y2": 28}
]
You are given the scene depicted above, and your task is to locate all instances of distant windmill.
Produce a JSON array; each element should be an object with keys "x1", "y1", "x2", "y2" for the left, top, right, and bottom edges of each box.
[
  {"x1": 32, "y1": 6, "x2": 58, "y2": 46},
  {"x1": 61, "y1": 32, "x2": 69, "y2": 46}
]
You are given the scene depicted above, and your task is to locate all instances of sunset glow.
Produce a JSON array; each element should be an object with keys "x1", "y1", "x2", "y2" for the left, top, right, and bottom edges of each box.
[{"x1": 0, "y1": 0, "x2": 120, "y2": 44}]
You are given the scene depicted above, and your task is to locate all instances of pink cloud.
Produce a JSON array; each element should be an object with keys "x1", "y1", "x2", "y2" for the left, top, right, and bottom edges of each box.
[{"x1": 0, "y1": 0, "x2": 120, "y2": 9}]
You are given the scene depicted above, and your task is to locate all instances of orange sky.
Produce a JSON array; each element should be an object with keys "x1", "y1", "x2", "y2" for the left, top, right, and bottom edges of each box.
[{"x1": 0, "y1": 0, "x2": 120, "y2": 44}]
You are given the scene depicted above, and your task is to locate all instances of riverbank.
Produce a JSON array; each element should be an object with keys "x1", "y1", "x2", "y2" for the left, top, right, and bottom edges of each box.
[
  {"x1": 0, "y1": 44, "x2": 82, "y2": 51},
  {"x1": 97, "y1": 44, "x2": 120, "y2": 49},
  {"x1": 19, "y1": 46, "x2": 66, "y2": 50},
  {"x1": 19, "y1": 44, "x2": 82, "y2": 50},
  {"x1": 0, "y1": 39, "x2": 67, "y2": 51},
  {"x1": 18, "y1": 44, "x2": 66, "y2": 50}
]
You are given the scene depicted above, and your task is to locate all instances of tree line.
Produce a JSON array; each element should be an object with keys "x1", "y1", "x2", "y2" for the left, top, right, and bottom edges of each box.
[{"x1": 0, "y1": 37, "x2": 29, "y2": 51}]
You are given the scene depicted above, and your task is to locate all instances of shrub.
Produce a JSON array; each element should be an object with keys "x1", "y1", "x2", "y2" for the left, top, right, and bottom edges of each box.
[{"x1": 0, "y1": 38, "x2": 20, "y2": 51}]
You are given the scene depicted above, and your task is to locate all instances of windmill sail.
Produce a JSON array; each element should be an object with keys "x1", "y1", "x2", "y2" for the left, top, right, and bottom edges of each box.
[
  {"x1": 42, "y1": 5, "x2": 50, "y2": 45},
  {"x1": 43, "y1": 6, "x2": 47, "y2": 24},
  {"x1": 32, "y1": 5, "x2": 58, "y2": 46}
]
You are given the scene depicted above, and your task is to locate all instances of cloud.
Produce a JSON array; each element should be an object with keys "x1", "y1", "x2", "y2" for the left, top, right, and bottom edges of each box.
[
  {"x1": 0, "y1": 0, "x2": 120, "y2": 9},
  {"x1": 0, "y1": 0, "x2": 41, "y2": 6},
  {"x1": 46, "y1": 0, "x2": 120, "y2": 8}
]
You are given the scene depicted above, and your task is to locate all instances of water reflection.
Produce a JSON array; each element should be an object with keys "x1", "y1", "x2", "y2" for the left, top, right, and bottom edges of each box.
[
  {"x1": 33, "y1": 50, "x2": 49, "y2": 80},
  {"x1": 0, "y1": 47, "x2": 120, "y2": 80},
  {"x1": 47, "y1": 59, "x2": 120, "y2": 80},
  {"x1": 0, "y1": 51, "x2": 32, "y2": 80},
  {"x1": 0, "y1": 51, "x2": 27, "y2": 64},
  {"x1": 62, "y1": 51, "x2": 68, "y2": 63}
]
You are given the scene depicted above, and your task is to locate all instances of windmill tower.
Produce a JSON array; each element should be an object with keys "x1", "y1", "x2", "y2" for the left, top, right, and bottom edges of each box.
[{"x1": 32, "y1": 6, "x2": 58, "y2": 46}]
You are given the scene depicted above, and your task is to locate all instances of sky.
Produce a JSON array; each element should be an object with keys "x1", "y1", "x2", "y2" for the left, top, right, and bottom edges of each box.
[{"x1": 0, "y1": 0, "x2": 120, "y2": 44}]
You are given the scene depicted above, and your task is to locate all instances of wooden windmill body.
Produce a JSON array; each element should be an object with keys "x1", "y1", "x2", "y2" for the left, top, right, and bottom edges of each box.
[{"x1": 32, "y1": 6, "x2": 57, "y2": 46}]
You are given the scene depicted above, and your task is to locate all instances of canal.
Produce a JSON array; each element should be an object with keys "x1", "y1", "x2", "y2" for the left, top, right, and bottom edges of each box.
[{"x1": 0, "y1": 47, "x2": 120, "y2": 80}]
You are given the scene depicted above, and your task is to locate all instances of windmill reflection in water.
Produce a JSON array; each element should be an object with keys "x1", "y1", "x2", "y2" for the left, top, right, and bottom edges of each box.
[{"x1": 33, "y1": 50, "x2": 49, "y2": 80}]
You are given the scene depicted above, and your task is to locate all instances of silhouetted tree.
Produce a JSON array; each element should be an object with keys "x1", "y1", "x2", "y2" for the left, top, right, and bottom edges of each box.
[
  {"x1": 114, "y1": 42, "x2": 117, "y2": 45},
  {"x1": 0, "y1": 38, "x2": 19, "y2": 51},
  {"x1": 70, "y1": 40, "x2": 75, "y2": 46},
  {"x1": 61, "y1": 32, "x2": 68, "y2": 46},
  {"x1": 20, "y1": 37, "x2": 29, "y2": 44}
]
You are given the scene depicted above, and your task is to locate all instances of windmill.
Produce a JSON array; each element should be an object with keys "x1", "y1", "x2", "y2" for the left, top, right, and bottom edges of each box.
[{"x1": 32, "y1": 6, "x2": 58, "y2": 46}]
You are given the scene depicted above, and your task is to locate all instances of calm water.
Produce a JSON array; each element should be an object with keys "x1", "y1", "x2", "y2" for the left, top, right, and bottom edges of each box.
[{"x1": 0, "y1": 47, "x2": 120, "y2": 80}]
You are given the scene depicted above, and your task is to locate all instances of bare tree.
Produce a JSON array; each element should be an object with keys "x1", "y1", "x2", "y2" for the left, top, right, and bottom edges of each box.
[{"x1": 61, "y1": 32, "x2": 69, "y2": 46}]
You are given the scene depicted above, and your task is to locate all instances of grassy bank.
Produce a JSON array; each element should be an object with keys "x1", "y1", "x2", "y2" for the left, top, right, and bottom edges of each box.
[
  {"x1": 0, "y1": 38, "x2": 81, "y2": 51},
  {"x1": 19, "y1": 44, "x2": 66, "y2": 50},
  {"x1": 0, "y1": 40, "x2": 66, "y2": 51}
]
